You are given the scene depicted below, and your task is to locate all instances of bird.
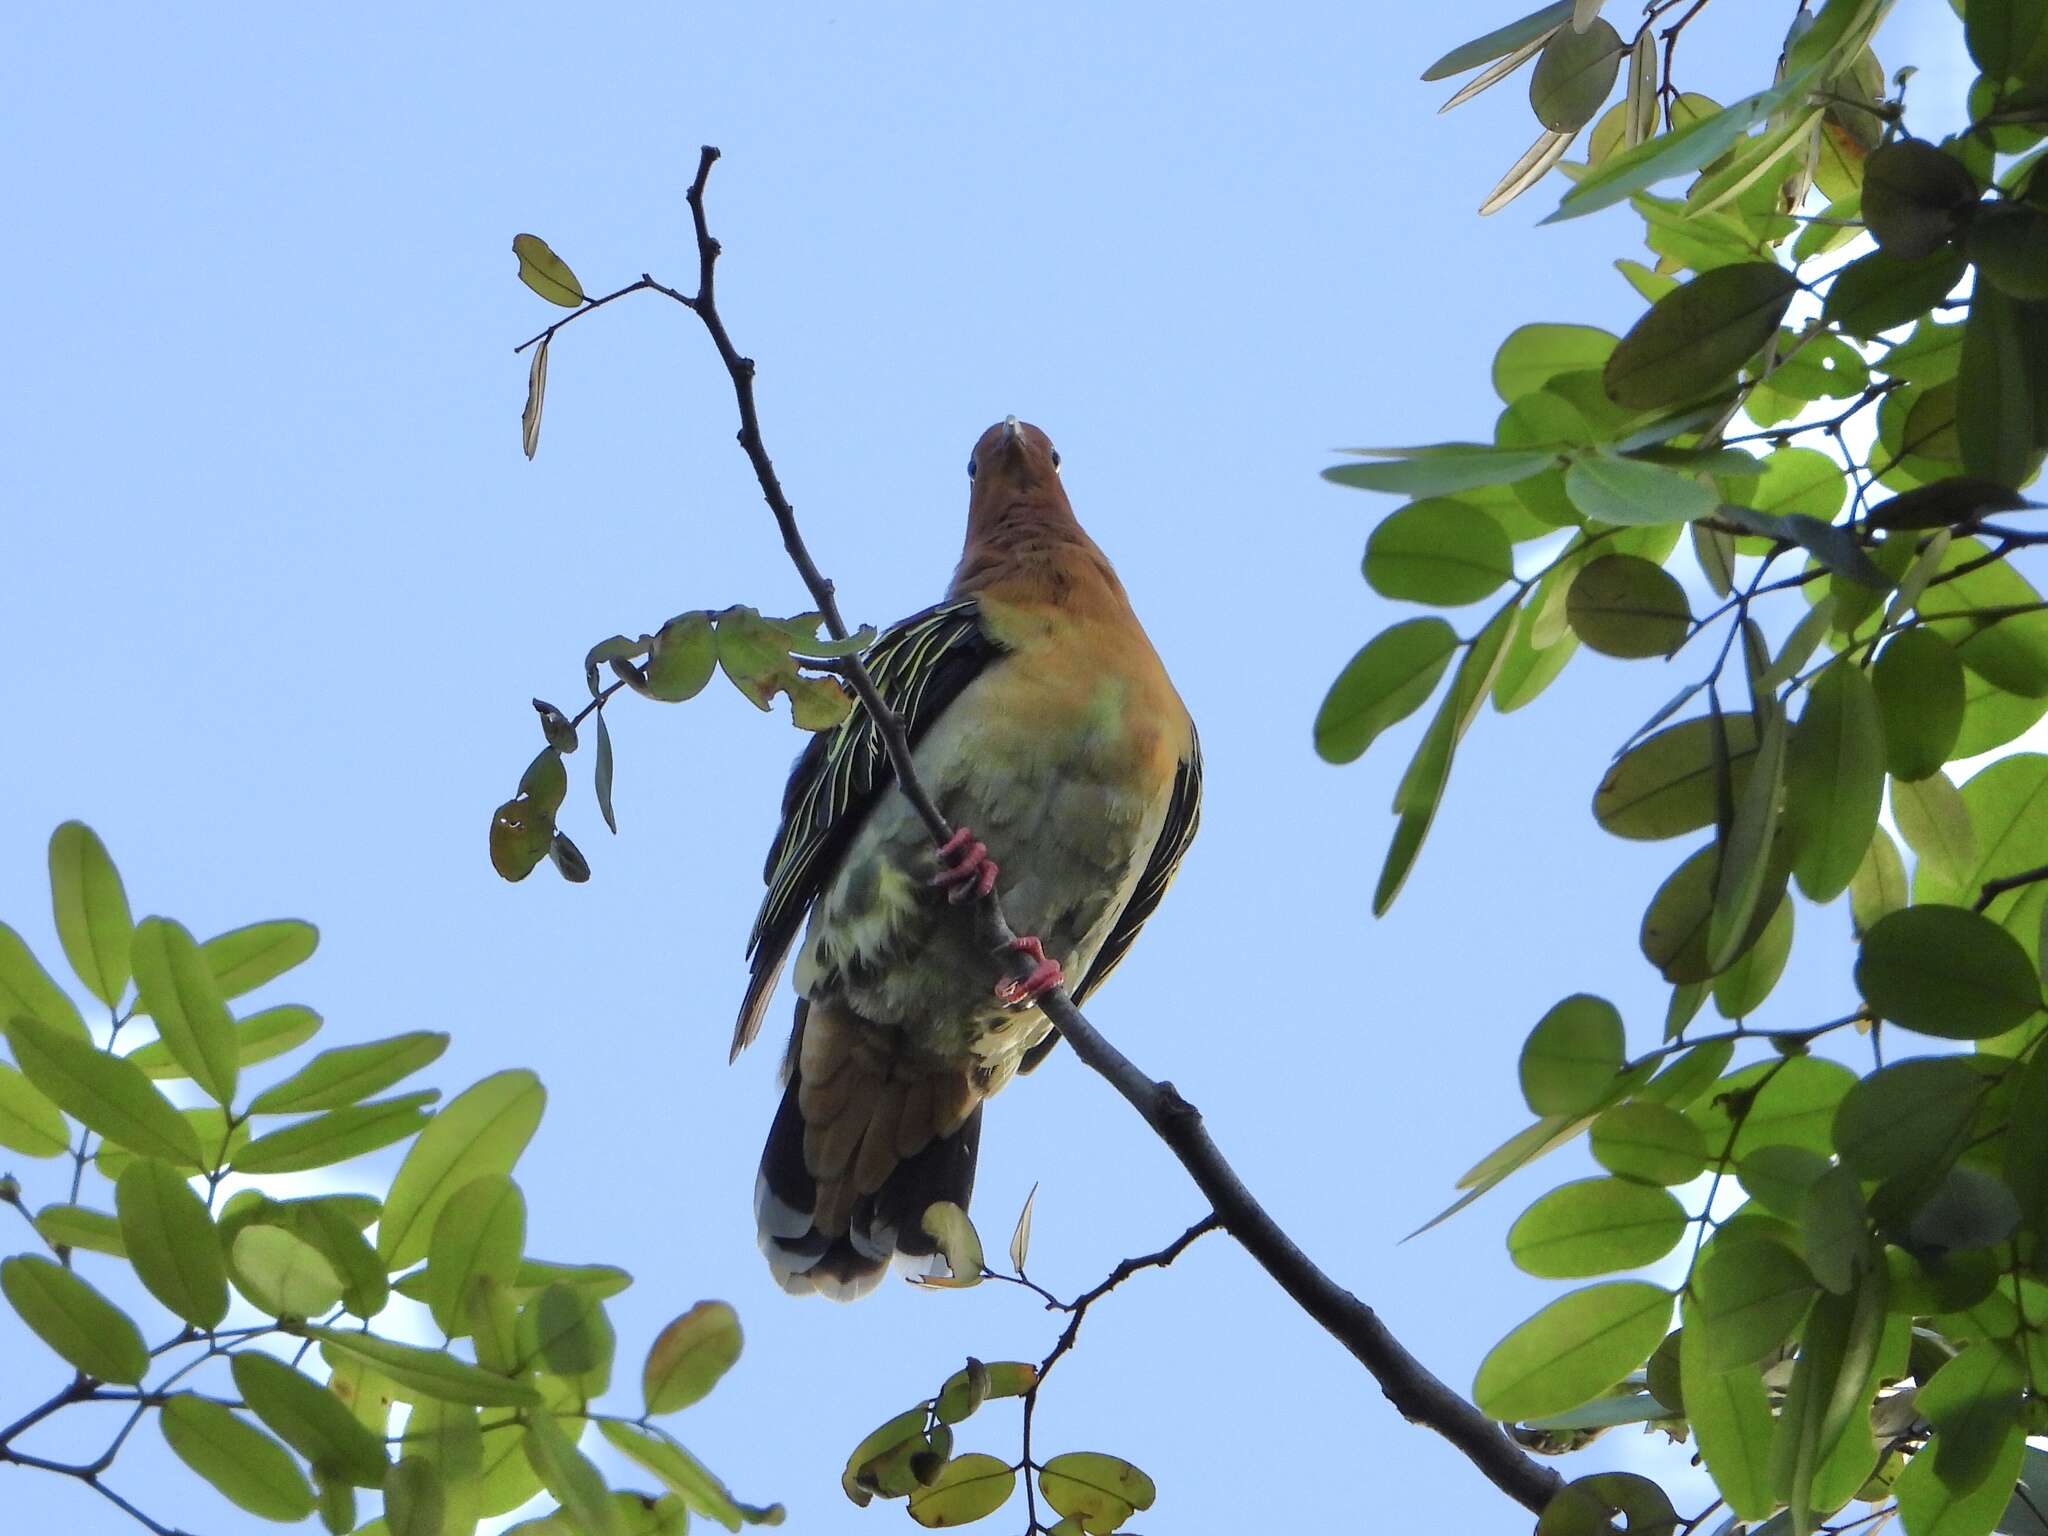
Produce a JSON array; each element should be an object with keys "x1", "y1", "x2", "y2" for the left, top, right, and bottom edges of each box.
[{"x1": 736, "y1": 417, "x2": 1202, "y2": 1300}]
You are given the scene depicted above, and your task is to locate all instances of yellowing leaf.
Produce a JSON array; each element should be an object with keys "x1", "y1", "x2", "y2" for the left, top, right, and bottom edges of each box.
[{"x1": 511, "y1": 234, "x2": 586, "y2": 309}]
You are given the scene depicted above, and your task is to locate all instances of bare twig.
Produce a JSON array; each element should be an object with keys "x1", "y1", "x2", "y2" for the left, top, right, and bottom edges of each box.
[
  {"x1": 1976, "y1": 861, "x2": 2048, "y2": 913},
  {"x1": 1019, "y1": 1214, "x2": 1220, "y2": 1531},
  {"x1": 654, "y1": 145, "x2": 1567, "y2": 1516}
]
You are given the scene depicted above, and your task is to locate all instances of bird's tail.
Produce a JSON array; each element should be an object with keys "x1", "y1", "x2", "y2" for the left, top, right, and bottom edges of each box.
[{"x1": 754, "y1": 999, "x2": 984, "y2": 1301}]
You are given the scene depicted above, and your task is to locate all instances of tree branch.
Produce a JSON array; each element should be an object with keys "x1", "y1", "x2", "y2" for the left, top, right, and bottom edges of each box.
[{"x1": 660, "y1": 145, "x2": 1567, "y2": 1516}]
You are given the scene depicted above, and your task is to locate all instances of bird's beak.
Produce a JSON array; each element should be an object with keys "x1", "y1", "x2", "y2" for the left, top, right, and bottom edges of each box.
[{"x1": 1001, "y1": 416, "x2": 1020, "y2": 449}]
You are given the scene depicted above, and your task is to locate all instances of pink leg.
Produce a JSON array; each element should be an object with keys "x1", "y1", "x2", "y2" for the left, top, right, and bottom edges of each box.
[
  {"x1": 931, "y1": 825, "x2": 999, "y2": 904},
  {"x1": 994, "y1": 935, "x2": 1065, "y2": 1006}
]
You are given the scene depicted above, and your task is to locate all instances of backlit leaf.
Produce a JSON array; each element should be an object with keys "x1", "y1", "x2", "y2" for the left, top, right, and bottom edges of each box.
[
  {"x1": 116, "y1": 1156, "x2": 228, "y2": 1328},
  {"x1": 1508, "y1": 1177, "x2": 1687, "y2": 1277},
  {"x1": 131, "y1": 917, "x2": 238, "y2": 1104},
  {"x1": 1314, "y1": 618, "x2": 1458, "y2": 763},
  {"x1": 1365, "y1": 500, "x2": 1515, "y2": 604},
  {"x1": 379, "y1": 1070, "x2": 545, "y2": 1267},
  {"x1": 644, "y1": 1300, "x2": 744, "y2": 1415},
  {"x1": 1783, "y1": 663, "x2": 1884, "y2": 902},
  {"x1": 159, "y1": 1396, "x2": 317, "y2": 1521},
  {"x1": 249, "y1": 1031, "x2": 448, "y2": 1115},
  {"x1": 1519, "y1": 994, "x2": 1625, "y2": 1115},
  {"x1": 1473, "y1": 1281, "x2": 1673, "y2": 1420},
  {"x1": 47, "y1": 821, "x2": 132, "y2": 1008},
  {"x1": 198, "y1": 919, "x2": 319, "y2": 1000},
  {"x1": 511, "y1": 234, "x2": 585, "y2": 308},
  {"x1": 909, "y1": 1453, "x2": 1015, "y2": 1529},
  {"x1": 1565, "y1": 554, "x2": 1691, "y2": 656},
  {"x1": 1, "y1": 1253, "x2": 148, "y2": 1383},
  {"x1": 4, "y1": 1014, "x2": 200, "y2": 1166}
]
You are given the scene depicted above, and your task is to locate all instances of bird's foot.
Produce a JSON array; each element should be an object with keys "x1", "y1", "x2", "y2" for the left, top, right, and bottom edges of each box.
[
  {"x1": 931, "y1": 825, "x2": 999, "y2": 904},
  {"x1": 994, "y1": 935, "x2": 1064, "y2": 1006}
]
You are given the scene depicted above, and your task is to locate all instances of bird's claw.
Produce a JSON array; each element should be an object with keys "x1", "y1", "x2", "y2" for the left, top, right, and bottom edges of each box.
[
  {"x1": 994, "y1": 935, "x2": 1064, "y2": 1006},
  {"x1": 931, "y1": 825, "x2": 999, "y2": 904}
]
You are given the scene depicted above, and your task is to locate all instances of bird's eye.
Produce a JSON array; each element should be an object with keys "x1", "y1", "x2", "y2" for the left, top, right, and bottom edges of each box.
[
  {"x1": 967, "y1": 457, "x2": 978, "y2": 480},
  {"x1": 1050, "y1": 449, "x2": 1062, "y2": 470}
]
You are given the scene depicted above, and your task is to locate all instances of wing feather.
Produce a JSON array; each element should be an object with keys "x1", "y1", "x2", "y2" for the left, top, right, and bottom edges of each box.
[{"x1": 733, "y1": 599, "x2": 1000, "y2": 1058}]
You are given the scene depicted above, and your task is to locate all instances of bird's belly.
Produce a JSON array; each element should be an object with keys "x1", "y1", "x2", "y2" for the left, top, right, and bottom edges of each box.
[{"x1": 796, "y1": 692, "x2": 1167, "y2": 1060}]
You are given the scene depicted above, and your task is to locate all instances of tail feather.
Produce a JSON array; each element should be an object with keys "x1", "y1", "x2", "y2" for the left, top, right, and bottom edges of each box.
[{"x1": 756, "y1": 1001, "x2": 984, "y2": 1301}]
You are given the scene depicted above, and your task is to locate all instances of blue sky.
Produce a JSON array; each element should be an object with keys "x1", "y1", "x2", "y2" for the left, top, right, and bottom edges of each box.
[{"x1": 1, "y1": 5, "x2": 1994, "y2": 1533}]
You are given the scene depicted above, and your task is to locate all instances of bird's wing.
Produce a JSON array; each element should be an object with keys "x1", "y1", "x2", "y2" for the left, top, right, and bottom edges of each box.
[
  {"x1": 1018, "y1": 724, "x2": 1202, "y2": 1075},
  {"x1": 734, "y1": 597, "x2": 1003, "y2": 1058}
]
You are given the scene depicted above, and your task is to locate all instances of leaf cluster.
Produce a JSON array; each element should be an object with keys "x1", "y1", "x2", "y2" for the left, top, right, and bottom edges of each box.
[{"x1": 1, "y1": 823, "x2": 778, "y2": 1535}]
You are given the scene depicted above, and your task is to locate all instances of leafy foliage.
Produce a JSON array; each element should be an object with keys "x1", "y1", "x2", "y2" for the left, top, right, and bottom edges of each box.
[
  {"x1": 1323, "y1": 2, "x2": 2048, "y2": 1534},
  {"x1": 0, "y1": 824, "x2": 780, "y2": 1534}
]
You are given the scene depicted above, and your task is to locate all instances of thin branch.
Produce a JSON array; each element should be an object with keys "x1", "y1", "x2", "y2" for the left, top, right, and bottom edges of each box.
[
  {"x1": 664, "y1": 145, "x2": 1567, "y2": 1517},
  {"x1": 1019, "y1": 1214, "x2": 1219, "y2": 1531},
  {"x1": 1975, "y1": 861, "x2": 2048, "y2": 913}
]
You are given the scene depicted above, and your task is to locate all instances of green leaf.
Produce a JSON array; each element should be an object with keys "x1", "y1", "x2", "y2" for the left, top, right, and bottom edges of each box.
[
  {"x1": 2007, "y1": 1045, "x2": 2048, "y2": 1239},
  {"x1": 1751, "y1": 445, "x2": 1850, "y2": 522},
  {"x1": 34, "y1": 1201, "x2": 125, "y2": 1255},
  {"x1": 1893, "y1": 771, "x2": 1977, "y2": 893},
  {"x1": 378, "y1": 1069, "x2": 544, "y2": 1267},
  {"x1": 519, "y1": 1281, "x2": 613, "y2": 1387},
  {"x1": 511, "y1": 234, "x2": 585, "y2": 308},
  {"x1": 1508, "y1": 1177, "x2": 1687, "y2": 1278},
  {"x1": 232, "y1": 1223, "x2": 345, "y2": 1316},
  {"x1": 1832, "y1": 1055, "x2": 1984, "y2": 1184},
  {"x1": 131, "y1": 917, "x2": 238, "y2": 1104},
  {"x1": 1895, "y1": 1344, "x2": 2026, "y2": 1536},
  {"x1": 935, "y1": 1360, "x2": 1035, "y2": 1424},
  {"x1": 1589, "y1": 1101, "x2": 1707, "y2": 1185},
  {"x1": 1, "y1": 1253, "x2": 148, "y2": 1383},
  {"x1": 1519, "y1": 994, "x2": 1625, "y2": 1116},
  {"x1": 385, "y1": 1456, "x2": 446, "y2": 1536},
  {"x1": 199, "y1": 919, "x2": 319, "y2": 1000},
  {"x1": 645, "y1": 612, "x2": 718, "y2": 703},
  {"x1": 644, "y1": 1300, "x2": 744, "y2": 1415},
  {"x1": 127, "y1": 1003, "x2": 324, "y2": 1079},
  {"x1": 1595, "y1": 713, "x2": 1760, "y2": 840},
  {"x1": 1037, "y1": 1452, "x2": 1155, "y2": 1535},
  {"x1": 1801, "y1": 1164, "x2": 1876, "y2": 1295},
  {"x1": 1315, "y1": 619, "x2": 1458, "y2": 764},
  {"x1": 1364, "y1": 501, "x2": 1515, "y2": 605},
  {"x1": 1493, "y1": 324, "x2": 1618, "y2": 401},
  {"x1": 1967, "y1": 202, "x2": 2048, "y2": 301},
  {"x1": 1689, "y1": 1057, "x2": 1859, "y2": 1162},
  {"x1": 0, "y1": 1061, "x2": 69, "y2": 1158},
  {"x1": 600, "y1": 1419, "x2": 747, "y2": 1530},
  {"x1": 1374, "y1": 604, "x2": 1516, "y2": 913},
  {"x1": 1968, "y1": 0, "x2": 2048, "y2": 81},
  {"x1": 1783, "y1": 663, "x2": 1885, "y2": 903},
  {"x1": 1856, "y1": 905, "x2": 2042, "y2": 1039},
  {"x1": 306, "y1": 1327, "x2": 543, "y2": 1408},
  {"x1": 1823, "y1": 246, "x2": 1968, "y2": 339},
  {"x1": 1708, "y1": 701, "x2": 1788, "y2": 974},
  {"x1": 1736, "y1": 1146, "x2": 1830, "y2": 1221},
  {"x1": 1565, "y1": 554, "x2": 1690, "y2": 657},
  {"x1": 1638, "y1": 1037, "x2": 1735, "y2": 1110},
  {"x1": 159, "y1": 1396, "x2": 317, "y2": 1521},
  {"x1": 249, "y1": 1031, "x2": 448, "y2": 1115},
  {"x1": 594, "y1": 712, "x2": 617, "y2": 833},
  {"x1": 1473, "y1": 1281, "x2": 1672, "y2": 1421},
  {"x1": 1679, "y1": 1299, "x2": 1776, "y2": 1520},
  {"x1": 918, "y1": 1200, "x2": 985, "y2": 1287},
  {"x1": 116, "y1": 1156, "x2": 228, "y2": 1328},
  {"x1": 1713, "y1": 896, "x2": 1794, "y2": 1017},
  {"x1": 1910, "y1": 1165, "x2": 2021, "y2": 1252},
  {"x1": 524, "y1": 1413, "x2": 622, "y2": 1536},
  {"x1": 242, "y1": 1197, "x2": 389, "y2": 1319},
  {"x1": 1562, "y1": 454, "x2": 1717, "y2": 527},
  {"x1": 1641, "y1": 837, "x2": 1791, "y2": 984},
  {"x1": 1324, "y1": 445, "x2": 1557, "y2": 497},
  {"x1": 1694, "y1": 1237, "x2": 1817, "y2": 1369},
  {"x1": 1424, "y1": 0, "x2": 1572, "y2": 79},
  {"x1": 425, "y1": 1174, "x2": 526, "y2": 1336},
  {"x1": 1412, "y1": 1113, "x2": 1591, "y2": 1236},
  {"x1": 233, "y1": 1091, "x2": 438, "y2": 1175},
  {"x1": 1548, "y1": 76, "x2": 1817, "y2": 222},
  {"x1": 1850, "y1": 827, "x2": 1909, "y2": 932},
  {"x1": 1958, "y1": 279, "x2": 2039, "y2": 489},
  {"x1": 908, "y1": 1453, "x2": 1015, "y2": 1529},
  {"x1": 402, "y1": 1399, "x2": 483, "y2": 1536},
  {"x1": 1530, "y1": 18, "x2": 1622, "y2": 133},
  {"x1": 1770, "y1": 1265, "x2": 1889, "y2": 1534},
  {"x1": 1917, "y1": 537, "x2": 2048, "y2": 702},
  {"x1": 0, "y1": 922, "x2": 88, "y2": 1041},
  {"x1": 4, "y1": 1014, "x2": 200, "y2": 1165},
  {"x1": 1873, "y1": 630, "x2": 1965, "y2": 780},
  {"x1": 47, "y1": 821, "x2": 133, "y2": 1008},
  {"x1": 1604, "y1": 262, "x2": 1798, "y2": 409},
  {"x1": 1861, "y1": 140, "x2": 1981, "y2": 259}
]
